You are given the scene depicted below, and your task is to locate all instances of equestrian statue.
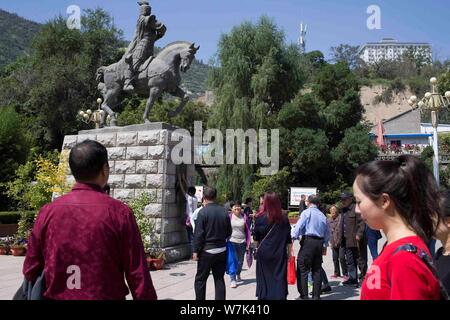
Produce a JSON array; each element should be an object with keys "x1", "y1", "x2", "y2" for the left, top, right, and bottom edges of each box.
[{"x1": 96, "y1": 1, "x2": 199, "y2": 126}]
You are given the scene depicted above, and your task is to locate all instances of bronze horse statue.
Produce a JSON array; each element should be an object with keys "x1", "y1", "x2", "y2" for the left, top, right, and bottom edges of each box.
[{"x1": 96, "y1": 41, "x2": 200, "y2": 126}]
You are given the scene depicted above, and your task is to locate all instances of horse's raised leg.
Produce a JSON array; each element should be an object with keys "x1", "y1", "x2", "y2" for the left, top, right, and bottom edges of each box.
[
  {"x1": 101, "y1": 85, "x2": 120, "y2": 127},
  {"x1": 143, "y1": 87, "x2": 161, "y2": 123},
  {"x1": 168, "y1": 86, "x2": 189, "y2": 118}
]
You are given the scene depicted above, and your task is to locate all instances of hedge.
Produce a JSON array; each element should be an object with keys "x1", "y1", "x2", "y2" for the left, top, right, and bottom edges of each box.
[{"x1": 0, "y1": 211, "x2": 35, "y2": 224}]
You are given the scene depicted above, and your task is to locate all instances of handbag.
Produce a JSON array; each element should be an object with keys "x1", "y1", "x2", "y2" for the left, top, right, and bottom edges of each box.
[{"x1": 287, "y1": 248, "x2": 296, "y2": 285}]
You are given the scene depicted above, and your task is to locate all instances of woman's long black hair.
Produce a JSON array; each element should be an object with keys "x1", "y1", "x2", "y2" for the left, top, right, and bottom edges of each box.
[{"x1": 355, "y1": 155, "x2": 442, "y2": 243}]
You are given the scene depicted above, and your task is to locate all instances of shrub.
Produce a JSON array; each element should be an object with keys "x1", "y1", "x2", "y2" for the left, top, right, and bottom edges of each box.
[
  {"x1": 4, "y1": 151, "x2": 73, "y2": 212},
  {"x1": 407, "y1": 77, "x2": 429, "y2": 96},
  {"x1": 372, "y1": 94, "x2": 383, "y2": 105},
  {"x1": 127, "y1": 192, "x2": 164, "y2": 259},
  {"x1": 0, "y1": 211, "x2": 34, "y2": 224},
  {"x1": 389, "y1": 78, "x2": 406, "y2": 94}
]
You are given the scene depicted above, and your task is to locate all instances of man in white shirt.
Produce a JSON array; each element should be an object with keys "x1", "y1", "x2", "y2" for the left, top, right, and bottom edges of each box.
[{"x1": 191, "y1": 198, "x2": 205, "y2": 232}]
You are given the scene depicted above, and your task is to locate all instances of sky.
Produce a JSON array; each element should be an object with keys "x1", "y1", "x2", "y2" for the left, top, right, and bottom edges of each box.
[{"x1": 1, "y1": 0, "x2": 450, "y2": 63}]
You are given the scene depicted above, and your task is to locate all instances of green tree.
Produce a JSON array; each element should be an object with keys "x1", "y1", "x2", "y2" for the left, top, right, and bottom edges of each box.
[
  {"x1": 401, "y1": 46, "x2": 432, "y2": 75},
  {"x1": 331, "y1": 124, "x2": 379, "y2": 176},
  {"x1": 0, "y1": 106, "x2": 31, "y2": 210},
  {"x1": 0, "y1": 9, "x2": 124, "y2": 152},
  {"x1": 118, "y1": 96, "x2": 210, "y2": 134},
  {"x1": 251, "y1": 167, "x2": 292, "y2": 208},
  {"x1": 438, "y1": 71, "x2": 450, "y2": 94},
  {"x1": 208, "y1": 16, "x2": 308, "y2": 200},
  {"x1": 276, "y1": 61, "x2": 375, "y2": 201},
  {"x1": 330, "y1": 44, "x2": 362, "y2": 70}
]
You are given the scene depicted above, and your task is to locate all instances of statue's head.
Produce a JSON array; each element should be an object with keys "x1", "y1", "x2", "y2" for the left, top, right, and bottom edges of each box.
[
  {"x1": 180, "y1": 43, "x2": 200, "y2": 73},
  {"x1": 138, "y1": 1, "x2": 151, "y2": 16}
]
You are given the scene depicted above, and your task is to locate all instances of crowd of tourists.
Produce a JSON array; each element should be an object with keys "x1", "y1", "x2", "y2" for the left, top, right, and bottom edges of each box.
[{"x1": 14, "y1": 141, "x2": 450, "y2": 300}]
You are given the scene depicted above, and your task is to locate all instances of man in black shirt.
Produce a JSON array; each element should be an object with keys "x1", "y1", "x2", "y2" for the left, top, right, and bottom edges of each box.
[
  {"x1": 299, "y1": 194, "x2": 307, "y2": 214},
  {"x1": 193, "y1": 186, "x2": 232, "y2": 300},
  {"x1": 340, "y1": 191, "x2": 365, "y2": 287}
]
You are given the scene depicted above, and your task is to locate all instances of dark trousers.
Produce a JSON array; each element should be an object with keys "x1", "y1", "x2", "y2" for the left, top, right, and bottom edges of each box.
[
  {"x1": 367, "y1": 238, "x2": 379, "y2": 260},
  {"x1": 320, "y1": 267, "x2": 329, "y2": 286},
  {"x1": 194, "y1": 251, "x2": 227, "y2": 300},
  {"x1": 186, "y1": 226, "x2": 194, "y2": 250},
  {"x1": 297, "y1": 238, "x2": 324, "y2": 299},
  {"x1": 357, "y1": 237, "x2": 368, "y2": 278},
  {"x1": 332, "y1": 246, "x2": 348, "y2": 277},
  {"x1": 342, "y1": 238, "x2": 359, "y2": 281}
]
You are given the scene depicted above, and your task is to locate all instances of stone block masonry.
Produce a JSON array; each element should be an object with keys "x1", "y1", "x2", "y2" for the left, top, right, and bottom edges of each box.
[{"x1": 61, "y1": 123, "x2": 195, "y2": 263}]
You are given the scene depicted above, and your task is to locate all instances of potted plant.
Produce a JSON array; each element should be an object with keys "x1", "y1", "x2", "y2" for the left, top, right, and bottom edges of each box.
[
  {"x1": 10, "y1": 237, "x2": 27, "y2": 256},
  {"x1": 128, "y1": 192, "x2": 166, "y2": 270},
  {"x1": 0, "y1": 238, "x2": 11, "y2": 255},
  {"x1": 9, "y1": 211, "x2": 35, "y2": 257},
  {"x1": 146, "y1": 247, "x2": 166, "y2": 270}
]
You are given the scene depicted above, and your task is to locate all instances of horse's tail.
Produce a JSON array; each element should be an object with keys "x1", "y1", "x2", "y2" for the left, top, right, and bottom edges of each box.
[{"x1": 96, "y1": 66, "x2": 106, "y2": 83}]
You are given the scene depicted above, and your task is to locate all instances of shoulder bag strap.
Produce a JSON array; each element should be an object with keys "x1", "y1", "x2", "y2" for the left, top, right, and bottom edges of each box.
[
  {"x1": 389, "y1": 243, "x2": 449, "y2": 300},
  {"x1": 257, "y1": 224, "x2": 276, "y2": 250}
]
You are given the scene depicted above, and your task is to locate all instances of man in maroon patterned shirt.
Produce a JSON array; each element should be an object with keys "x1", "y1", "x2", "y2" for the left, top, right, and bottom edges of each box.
[{"x1": 23, "y1": 140, "x2": 157, "y2": 300}]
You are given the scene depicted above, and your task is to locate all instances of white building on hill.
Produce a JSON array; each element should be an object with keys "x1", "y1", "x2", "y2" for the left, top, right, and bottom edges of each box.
[{"x1": 359, "y1": 38, "x2": 432, "y2": 64}]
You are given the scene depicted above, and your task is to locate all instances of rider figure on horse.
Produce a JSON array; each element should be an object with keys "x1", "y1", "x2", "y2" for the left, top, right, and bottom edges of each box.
[{"x1": 123, "y1": 1, "x2": 167, "y2": 92}]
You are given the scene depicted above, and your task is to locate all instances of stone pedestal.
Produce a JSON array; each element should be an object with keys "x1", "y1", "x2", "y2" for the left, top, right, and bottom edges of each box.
[{"x1": 61, "y1": 123, "x2": 196, "y2": 263}]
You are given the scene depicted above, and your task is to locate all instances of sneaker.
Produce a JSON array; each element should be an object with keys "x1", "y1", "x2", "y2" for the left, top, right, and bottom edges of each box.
[
  {"x1": 330, "y1": 275, "x2": 339, "y2": 280},
  {"x1": 341, "y1": 275, "x2": 349, "y2": 282},
  {"x1": 230, "y1": 281, "x2": 237, "y2": 288}
]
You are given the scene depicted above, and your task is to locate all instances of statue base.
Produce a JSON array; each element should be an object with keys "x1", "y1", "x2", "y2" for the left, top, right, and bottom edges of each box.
[{"x1": 62, "y1": 122, "x2": 196, "y2": 263}]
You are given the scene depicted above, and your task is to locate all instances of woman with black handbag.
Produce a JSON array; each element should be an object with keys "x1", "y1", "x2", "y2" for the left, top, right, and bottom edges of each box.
[{"x1": 253, "y1": 192, "x2": 292, "y2": 300}]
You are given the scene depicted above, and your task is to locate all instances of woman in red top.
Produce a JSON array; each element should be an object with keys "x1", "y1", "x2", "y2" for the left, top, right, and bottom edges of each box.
[{"x1": 353, "y1": 155, "x2": 443, "y2": 300}]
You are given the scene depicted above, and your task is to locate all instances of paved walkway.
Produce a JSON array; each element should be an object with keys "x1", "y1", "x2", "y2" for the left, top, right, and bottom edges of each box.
[{"x1": 0, "y1": 238, "x2": 384, "y2": 300}]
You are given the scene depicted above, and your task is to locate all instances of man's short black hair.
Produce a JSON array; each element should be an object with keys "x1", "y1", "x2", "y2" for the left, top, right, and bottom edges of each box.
[
  {"x1": 203, "y1": 186, "x2": 217, "y2": 201},
  {"x1": 69, "y1": 140, "x2": 109, "y2": 181},
  {"x1": 244, "y1": 197, "x2": 252, "y2": 204},
  {"x1": 308, "y1": 194, "x2": 320, "y2": 205},
  {"x1": 232, "y1": 200, "x2": 242, "y2": 207},
  {"x1": 187, "y1": 186, "x2": 196, "y2": 196}
]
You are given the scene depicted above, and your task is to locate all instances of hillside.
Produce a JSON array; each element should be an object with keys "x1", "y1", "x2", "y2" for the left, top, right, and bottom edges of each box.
[
  {"x1": 0, "y1": 9, "x2": 41, "y2": 68},
  {"x1": 361, "y1": 84, "x2": 415, "y2": 125},
  {"x1": 181, "y1": 58, "x2": 210, "y2": 97}
]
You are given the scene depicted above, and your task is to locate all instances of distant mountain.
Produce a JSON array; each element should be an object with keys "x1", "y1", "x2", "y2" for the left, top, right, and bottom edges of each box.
[
  {"x1": 181, "y1": 58, "x2": 210, "y2": 97},
  {"x1": 0, "y1": 9, "x2": 41, "y2": 68}
]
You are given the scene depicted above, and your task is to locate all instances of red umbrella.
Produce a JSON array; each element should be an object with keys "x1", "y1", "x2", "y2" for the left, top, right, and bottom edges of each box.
[{"x1": 375, "y1": 119, "x2": 385, "y2": 147}]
